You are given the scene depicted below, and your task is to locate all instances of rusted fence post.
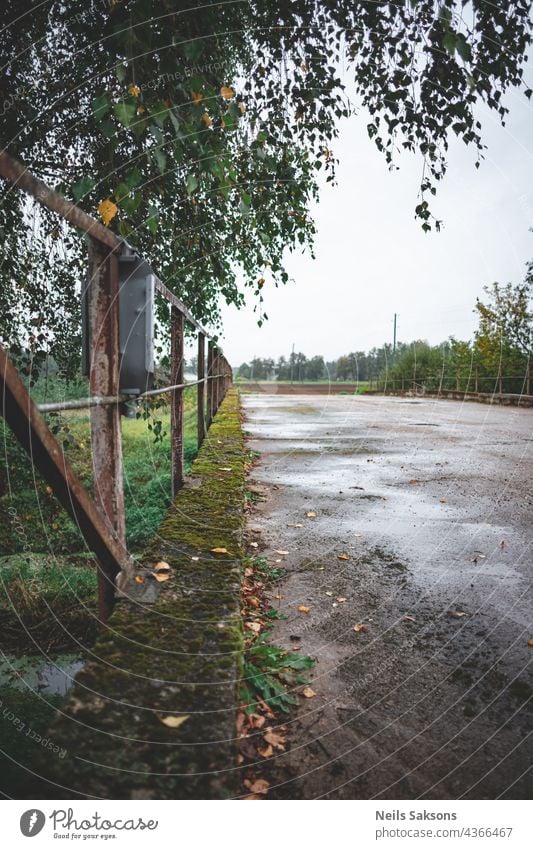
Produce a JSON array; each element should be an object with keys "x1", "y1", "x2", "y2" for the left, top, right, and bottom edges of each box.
[
  {"x1": 214, "y1": 348, "x2": 221, "y2": 413},
  {"x1": 171, "y1": 307, "x2": 184, "y2": 497},
  {"x1": 87, "y1": 237, "x2": 125, "y2": 621},
  {"x1": 207, "y1": 341, "x2": 215, "y2": 427},
  {"x1": 197, "y1": 332, "x2": 206, "y2": 447}
]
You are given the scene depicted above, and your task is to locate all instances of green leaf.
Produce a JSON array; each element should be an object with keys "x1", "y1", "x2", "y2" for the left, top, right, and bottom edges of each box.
[
  {"x1": 72, "y1": 176, "x2": 96, "y2": 202},
  {"x1": 442, "y1": 31, "x2": 456, "y2": 56},
  {"x1": 113, "y1": 100, "x2": 137, "y2": 128},
  {"x1": 92, "y1": 94, "x2": 111, "y2": 121},
  {"x1": 455, "y1": 34, "x2": 472, "y2": 62},
  {"x1": 154, "y1": 149, "x2": 166, "y2": 174},
  {"x1": 146, "y1": 205, "x2": 159, "y2": 235},
  {"x1": 186, "y1": 173, "x2": 198, "y2": 195},
  {"x1": 115, "y1": 64, "x2": 128, "y2": 83}
]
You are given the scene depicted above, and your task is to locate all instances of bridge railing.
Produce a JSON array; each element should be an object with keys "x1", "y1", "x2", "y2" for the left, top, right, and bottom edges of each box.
[{"x1": 0, "y1": 150, "x2": 232, "y2": 620}]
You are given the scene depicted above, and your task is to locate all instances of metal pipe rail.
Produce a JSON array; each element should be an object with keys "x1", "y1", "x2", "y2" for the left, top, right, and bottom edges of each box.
[
  {"x1": 0, "y1": 149, "x2": 233, "y2": 621},
  {"x1": 36, "y1": 374, "x2": 228, "y2": 413}
]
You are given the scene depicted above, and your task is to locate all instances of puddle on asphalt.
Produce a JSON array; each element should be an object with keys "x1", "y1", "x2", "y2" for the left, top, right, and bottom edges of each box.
[{"x1": 0, "y1": 654, "x2": 83, "y2": 697}]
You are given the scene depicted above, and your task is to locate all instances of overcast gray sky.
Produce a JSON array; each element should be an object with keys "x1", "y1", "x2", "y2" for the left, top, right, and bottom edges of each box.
[{"x1": 218, "y1": 76, "x2": 533, "y2": 367}]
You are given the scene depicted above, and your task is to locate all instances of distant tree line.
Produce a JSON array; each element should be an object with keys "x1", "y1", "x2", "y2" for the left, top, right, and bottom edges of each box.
[{"x1": 237, "y1": 264, "x2": 533, "y2": 395}]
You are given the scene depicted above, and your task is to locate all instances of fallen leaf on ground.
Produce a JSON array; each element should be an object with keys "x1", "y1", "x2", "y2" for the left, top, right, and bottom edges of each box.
[
  {"x1": 211, "y1": 547, "x2": 228, "y2": 554},
  {"x1": 191, "y1": 556, "x2": 200, "y2": 561},
  {"x1": 451, "y1": 611, "x2": 468, "y2": 618},
  {"x1": 298, "y1": 605, "x2": 311, "y2": 614},
  {"x1": 337, "y1": 553, "x2": 350, "y2": 561},
  {"x1": 306, "y1": 511, "x2": 317, "y2": 518},
  {"x1": 440, "y1": 498, "x2": 448, "y2": 503},
  {"x1": 134, "y1": 575, "x2": 145, "y2": 584},
  {"x1": 353, "y1": 623, "x2": 367, "y2": 633},
  {"x1": 153, "y1": 570, "x2": 171, "y2": 582},
  {"x1": 249, "y1": 713, "x2": 266, "y2": 729},
  {"x1": 528, "y1": 640, "x2": 533, "y2": 647},
  {"x1": 409, "y1": 479, "x2": 419, "y2": 484},
  {"x1": 275, "y1": 549, "x2": 289, "y2": 555},
  {"x1": 246, "y1": 621, "x2": 261, "y2": 633},
  {"x1": 302, "y1": 687, "x2": 317, "y2": 698},
  {"x1": 220, "y1": 84, "x2": 235, "y2": 99},
  {"x1": 325, "y1": 591, "x2": 333, "y2": 597},
  {"x1": 403, "y1": 615, "x2": 416, "y2": 622},
  {"x1": 274, "y1": 592, "x2": 283, "y2": 600},
  {"x1": 249, "y1": 542, "x2": 258, "y2": 549},
  {"x1": 287, "y1": 523, "x2": 303, "y2": 527},
  {"x1": 336, "y1": 597, "x2": 347, "y2": 603},
  {"x1": 159, "y1": 714, "x2": 189, "y2": 728},
  {"x1": 244, "y1": 566, "x2": 254, "y2": 577},
  {"x1": 264, "y1": 730, "x2": 286, "y2": 750},
  {"x1": 244, "y1": 778, "x2": 270, "y2": 794},
  {"x1": 257, "y1": 698, "x2": 276, "y2": 718},
  {"x1": 258, "y1": 744, "x2": 273, "y2": 758},
  {"x1": 153, "y1": 561, "x2": 170, "y2": 572}
]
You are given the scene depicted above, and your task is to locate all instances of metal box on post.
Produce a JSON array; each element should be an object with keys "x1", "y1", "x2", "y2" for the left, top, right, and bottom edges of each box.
[
  {"x1": 82, "y1": 242, "x2": 155, "y2": 396},
  {"x1": 117, "y1": 244, "x2": 155, "y2": 395}
]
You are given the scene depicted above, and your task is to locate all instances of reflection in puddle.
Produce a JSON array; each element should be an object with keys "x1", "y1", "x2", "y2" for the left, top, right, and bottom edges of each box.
[{"x1": 0, "y1": 654, "x2": 83, "y2": 696}]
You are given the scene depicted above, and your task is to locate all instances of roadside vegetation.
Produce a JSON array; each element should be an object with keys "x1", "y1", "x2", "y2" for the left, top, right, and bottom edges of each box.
[{"x1": 237, "y1": 269, "x2": 533, "y2": 395}]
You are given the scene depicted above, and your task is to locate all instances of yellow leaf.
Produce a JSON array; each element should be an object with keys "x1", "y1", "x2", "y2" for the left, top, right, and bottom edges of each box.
[
  {"x1": 159, "y1": 714, "x2": 189, "y2": 728},
  {"x1": 306, "y1": 511, "x2": 317, "y2": 518},
  {"x1": 298, "y1": 605, "x2": 310, "y2": 614},
  {"x1": 98, "y1": 198, "x2": 118, "y2": 227},
  {"x1": 275, "y1": 549, "x2": 289, "y2": 555},
  {"x1": 220, "y1": 85, "x2": 235, "y2": 100},
  {"x1": 245, "y1": 778, "x2": 269, "y2": 794},
  {"x1": 128, "y1": 84, "x2": 141, "y2": 97},
  {"x1": 337, "y1": 553, "x2": 350, "y2": 561},
  {"x1": 259, "y1": 744, "x2": 273, "y2": 758},
  {"x1": 153, "y1": 571, "x2": 170, "y2": 582},
  {"x1": 153, "y1": 561, "x2": 170, "y2": 572},
  {"x1": 134, "y1": 575, "x2": 145, "y2": 584},
  {"x1": 202, "y1": 112, "x2": 213, "y2": 127},
  {"x1": 211, "y1": 547, "x2": 228, "y2": 554},
  {"x1": 302, "y1": 686, "x2": 317, "y2": 699},
  {"x1": 263, "y1": 730, "x2": 285, "y2": 750},
  {"x1": 246, "y1": 621, "x2": 261, "y2": 633},
  {"x1": 353, "y1": 623, "x2": 367, "y2": 633}
]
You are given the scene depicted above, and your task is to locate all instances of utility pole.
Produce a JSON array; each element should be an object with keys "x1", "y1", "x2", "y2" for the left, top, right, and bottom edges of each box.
[
  {"x1": 392, "y1": 313, "x2": 397, "y2": 361},
  {"x1": 290, "y1": 342, "x2": 295, "y2": 384}
]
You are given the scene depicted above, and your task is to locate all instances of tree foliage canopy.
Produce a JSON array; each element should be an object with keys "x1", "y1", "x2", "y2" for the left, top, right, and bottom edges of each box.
[{"x1": 1, "y1": 0, "x2": 531, "y2": 378}]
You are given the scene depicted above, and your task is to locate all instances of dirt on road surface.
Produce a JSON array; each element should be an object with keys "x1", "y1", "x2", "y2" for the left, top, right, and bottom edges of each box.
[{"x1": 242, "y1": 394, "x2": 532, "y2": 800}]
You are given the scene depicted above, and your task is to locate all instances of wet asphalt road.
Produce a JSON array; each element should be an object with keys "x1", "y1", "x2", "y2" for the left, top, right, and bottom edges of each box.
[{"x1": 242, "y1": 393, "x2": 533, "y2": 800}]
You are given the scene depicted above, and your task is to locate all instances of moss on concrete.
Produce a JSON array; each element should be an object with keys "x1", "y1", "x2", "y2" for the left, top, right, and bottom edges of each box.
[{"x1": 32, "y1": 389, "x2": 245, "y2": 799}]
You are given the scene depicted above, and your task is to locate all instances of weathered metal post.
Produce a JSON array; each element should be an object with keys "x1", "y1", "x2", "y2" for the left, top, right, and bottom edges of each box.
[
  {"x1": 171, "y1": 306, "x2": 184, "y2": 497},
  {"x1": 207, "y1": 341, "x2": 214, "y2": 428},
  {"x1": 87, "y1": 237, "x2": 125, "y2": 622},
  {"x1": 197, "y1": 332, "x2": 206, "y2": 447},
  {"x1": 214, "y1": 347, "x2": 221, "y2": 412}
]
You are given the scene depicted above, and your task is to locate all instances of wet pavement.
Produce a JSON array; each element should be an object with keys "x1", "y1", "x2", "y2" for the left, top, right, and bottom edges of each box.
[{"x1": 242, "y1": 394, "x2": 533, "y2": 799}]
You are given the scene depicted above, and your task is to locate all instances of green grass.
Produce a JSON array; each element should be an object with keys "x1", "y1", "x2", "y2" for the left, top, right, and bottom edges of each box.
[{"x1": 0, "y1": 387, "x2": 200, "y2": 556}]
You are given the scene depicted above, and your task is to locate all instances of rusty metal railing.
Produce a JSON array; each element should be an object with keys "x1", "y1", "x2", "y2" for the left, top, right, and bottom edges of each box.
[{"x1": 0, "y1": 150, "x2": 233, "y2": 621}]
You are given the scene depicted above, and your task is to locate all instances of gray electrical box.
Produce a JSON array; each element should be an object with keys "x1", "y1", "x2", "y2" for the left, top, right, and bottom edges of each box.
[
  {"x1": 81, "y1": 242, "x2": 155, "y2": 396},
  {"x1": 117, "y1": 245, "x2": 155, "y2": 395}
]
